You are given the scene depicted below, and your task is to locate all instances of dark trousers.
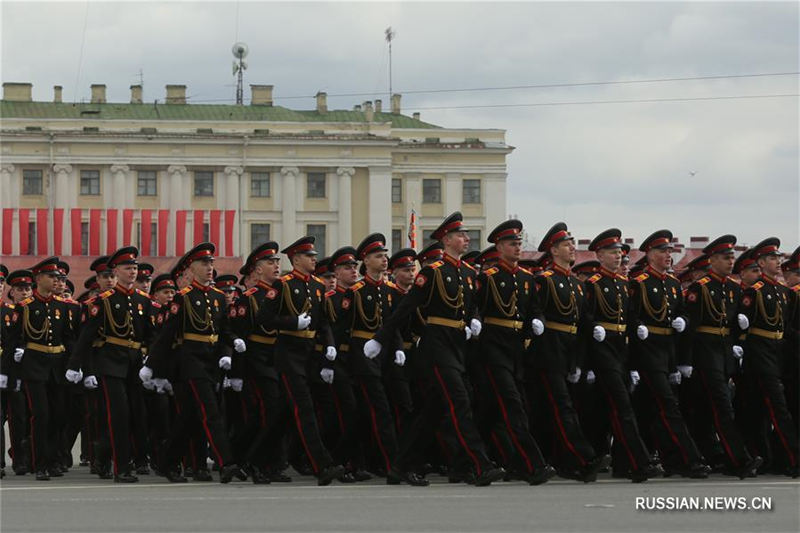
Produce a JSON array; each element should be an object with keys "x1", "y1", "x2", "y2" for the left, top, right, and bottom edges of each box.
[
  {"x1": 745, "y1": 373, "x2": 798, "y2": 469},
  {"x1": 384, "y1": 374, "x2": 414, "y2": 437},
  {"x1": 4, "y1": 388, "x2": 29, "y2": 470},
  {"x1": 144, "y1": 390, "x2": 171, "y2": 469},
  {"x1": 125, "y1": 371, "x2": 149, "y2": 465},
  {"x1": 22, "y1": 380, "x2": 66, "y2": 472},
  {"x1": 280, "y1": 372, "x2": 334, "y2": 474},
  {"x1": 595, "y1": 369, "x2": 651, "y2": 472},
  {"x1": 312, "y1": 374, "x2": 361, "y2": 468},
  {"x1": 527, "y1": 371, "x2": 596, "y2": 471},
  {"x1": 637, "y1": 369, "x2": 702, "y2": 468},
  {"x1": 396, "y1": 364, "x2": 493, "y2": 476},
  {"x1": 356, "y1": 375, "x2": 399, "y2": 473},
  {"x1": 479, "y1": 365, "x2": 547, "y2": 475},
  {"x1": 62, "y1": 387, "x2": 87, "y2": 466},
  {"x1": 235, "y1": 377, "x2": 287, "y2": 469},
  {"x1": 98, "y1": 376, "x2": 132, "y2": 475}
]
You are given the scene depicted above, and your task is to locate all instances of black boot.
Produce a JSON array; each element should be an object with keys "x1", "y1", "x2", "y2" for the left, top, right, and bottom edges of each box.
[
  {"x1": 114, "y1": 471, "x2": 139, "y2": 483},
  {"x1": 35, "y1": 470, "x2": 50, "y2": 481},
  {"x1": 527, "y1": 465, "x2": 557, "y2": 486},
  {"x1": 580, "y1": 455, "x2": 611, "y2": 483},
  {"x1": 220, "y1": 463, "x2": 241, "y2": 484},
  {"x1": 474, "y1": 466, "x2": 506, "y2": 487},
  {"x1": 317, "y1": 464, "x2": 346, "y2": 486},
  {"x1": 387, "y1": 468, "x2": 430, "y2": 486}
]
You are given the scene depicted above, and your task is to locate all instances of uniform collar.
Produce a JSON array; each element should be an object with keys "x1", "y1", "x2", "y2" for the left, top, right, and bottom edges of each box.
[
  {"x1": 115, "y1": 283, "x2": 135, "y2": 296},
  {"x1": 552, "y1": 263, "x2": 571, "y2": 277},
  {"x1": 335, "y1": 285, "x2": 348, "y2": 293},
  {"x1": 291, "y1": 269, "x2": 310, "y2": 282},
  {"x1": 443, "y1": 253, "x2": 461, "y2": 268},
  {"x1": 762, "y1": 274, "x2": 779, "y2": 286},
  {"x1": 256, "y1": 280, "x2": 273, "y2": 290},
  {"x1": 599, "y1": 266, "x2": 618, "y2": 279},
  {"x1": 33, "y1": 289, "x2": 53, "y2": 302},
  {"x1": 646, "y1": 265, "x2": 667, "y2": 280},
  {"x1": 364, "y1": 274, "x2": 384, "y2": 286},
  {"x1": 709, "y1": 271, "x2": 726, "y2": 284},
  {"x1": 498, "y1": 259, "x2": 519, "y2": 274},
  {"x1": 191, "y1": 280, "x2": 212, "y2": 292}
]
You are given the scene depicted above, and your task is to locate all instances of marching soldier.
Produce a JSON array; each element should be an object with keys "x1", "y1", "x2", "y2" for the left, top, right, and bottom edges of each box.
[
  {"x1": 781, "y1": 247, "x2": 800, "y2": 433},
  {"x1": 255, "y1": 236, "x2": 345, "y2": 486},
  {"x1": 628, "y1": 230, "x2": 708, "y2": 478},
  {"x1": 134, "y1": 263, "x2": 154, "y2": 294},
  {"x1": 369, "y1": 212, "x2": 505, "y2": 487},
  {"x1": 679, "y1": 255, "x2": 710, "y2": 289},
  {"x1": 682, "y1": 235, "x2": 761, "y2": 478},
  {"x1": 740, "y1": 238, "x2": 799, "y2": 477},
  {"x1": 475, "y1": 219, "x2": 555, "y2": 485}
]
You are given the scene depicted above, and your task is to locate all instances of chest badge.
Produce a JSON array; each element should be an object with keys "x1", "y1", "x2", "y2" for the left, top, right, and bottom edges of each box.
[
  {"x1": 367, "y1": 295, "x2": 373, "y2": 301},
  {"x1": 559, "y1": 283, "x2": 564, "y2": 288},
  {"x1": 294, "y1": 289, "x2": 300, "y2": 295},
  {"x1": 604, "y1": 287, "x2": 609, "y2": 293},
  {"x1": 766, "y1": 294, "x2": 772, "y2": 300},
  {"x1": 115, "y1": 303, "x2": 121, "y2": 309},
  {"x1": 672, "y1": 287, "x2": 677, "y2": 298},
  {"x1": 35, "y1": 309, "x2": 40, "y2": 315},
  {"x1": 54, "y1": 309, "x2": 61, "y2": 320},
  {"x1": 500, "y1": 282, "x2": 506, "y2": 288},
  {"x1": 653, "y1": 287, "x2": 658, "y2": 293},
  {"x1": 446, "y1": 276, "x2": 452, "y2": 282},
  {"x1": 214, "y1": 300, "x2": 219, "y2": 309},
  {"x1": 195, "y1": 300, "x2": 201, "y2": 306}
]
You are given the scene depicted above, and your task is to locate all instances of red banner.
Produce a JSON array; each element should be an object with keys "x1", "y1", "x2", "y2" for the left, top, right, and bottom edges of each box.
[
  {"x1": 53, "y1": 208, "x2": 64, "y2": 255},
  {"x1": 122, "y1": 209, "x2": 134, "y2": 246},
  {"x1": 175, "y1": 210, "x2": 187, "y2": 256},
  {"x1": 224, "y1": 210, "x2": 236, "y2": 257},
  {"x1": 36, "y1": 209, "x2": 48, "y2": 256},
  {"x1": 209, "y1": 210, "x2": 221, "y2": 256},
  {"x1": 193, "y1": 210, "x2": 205, "y2": 245},
  {"x1": 106, "y1": 209, "x2": 118, "y2": 253},
  {"x1": 89, "y1": 209, "x2": 101, "y2": 255},
  {"x1": 2, "y1": 208, "x2": 13, "y2": 255},
  {"x1": 18, "y1": 208, "x2": 30, "y2": 255},
  {"x1": 158, "y1": 209, "x2": 169, "y2": 257},
  {"x1": 71, "y1": 209, "x2": 82, "y2": 255},
  {"x1": 140, "y1": 209, "x2": 152, "y2": 256}
]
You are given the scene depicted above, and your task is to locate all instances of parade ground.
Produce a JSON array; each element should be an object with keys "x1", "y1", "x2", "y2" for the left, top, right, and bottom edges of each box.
[{"x1": 1, "y1": 466, "x2": 798, "y2": 533}]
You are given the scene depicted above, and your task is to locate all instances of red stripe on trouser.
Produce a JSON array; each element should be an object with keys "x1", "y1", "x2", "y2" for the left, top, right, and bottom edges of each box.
[
  {"x1": 759, "y1": 378, "x2": 797, "y2": 467},
  {"x1": 359, "y1": 382, "x2": 392, "y2": 473},
  {"x1": 490, "y1": 430, "x2": 510, "y2": 465},
  {"x1": 281, "y1": 374, "x2": 319, "y2": 474},
  {"x1": 101, "y1": 380, "x2": 120, "y2": 475},
  {"x1": 188, "y1": 380, "x2": 225, "y2": 467},
  {"x1": 329, "y1": 385, "x2": 345, "y2": 434},
  {"x1": 23, "y1": 383, "x2": 38, "y2": 470},
  {"x1": 699, "y1": 370, "x2": 738, "y2": 467},
  {"x1": 486, "y1": 367, "x2": 534, "y2": 473},
  {"x1": 641, "y1": 373, "x2": 689, "y2": 465},
  {"x1": 250, "y1": 380, "x2": 267, "y2": 428},
  {"x1": 433, "y1": 366, "x2": 483, "y2": 476},
  {"x1": 602, "y1": 385, "x2": 638, "y2": 471},
  {"x1": 539, "y1": 372, "x2": 586, "y2": 466}
]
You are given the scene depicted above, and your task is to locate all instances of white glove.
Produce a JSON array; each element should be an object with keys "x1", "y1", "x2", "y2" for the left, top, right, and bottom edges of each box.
[
  {"x1": 566, "y1": 367, "x2": 582, "y2": 384},
  {"x1": 297, "y1": 312, "x2": 312, "y2": 330},
  {"x1": 364, "y1": 339, "x2": 382, "y2": 359},
  {"x1": 732, "y1": 345, "x2": 744, "y2": 359},
  {"x1": 13, "y1": 379, "x2": 21, "y2": 392},
  {"x1": 163, "y1": 379, "x2": 174, "y2": 395},
  {"x1": 222, "y1": 377, "x2": 231, "y2": 389},
  {"x1": 592, "y1": 325, "x2": 606, "y2": 342},
  {"x1": 83, "y1": 375, "x2": 98, "y2": 389},
  {"x1": 139, "y1": 366, "x2": 153, "y2": 383},
  {"x1": 142, "y1": 379, "x2": 156, "y2": 391},
  {"x1": 0, "y1": 374, "x2": 7, "y2": 389},
  {"x1": 320, "y1": 368, "x2": 334, "y2": 384},
  {"x1": 470, "y1": 318, "x2": 482, "y2": 337},
  {"x1": 219, "y1": 356, "x2": 232, "y2": 370},
  {"x1": 677, "y1": 365, "x2": 693, "y2": 378},
  {"x1": 325, "y1": 346, "x2": 337, "y2": 362},
  {"x1": 668, "y1": 371, "x2": 682, "y2": 385},
  {"x1": 585, "y1": 370, "x2": 596, "y2": 384},
  {"x1": 13, "y1": 348, "x2": 24, "y2": 362},
  {"x1": 531, "y1": 319, "x2": 545, "y2": 336},
  {"x1": 153, "y1": 378, "x2": 168, "y2": 394},
  {"x1": 630, "y1": 370, "x2": 640, "y2": 387},
  {"x1": 465, "y1": 327, "x2": 473, "y2": 340},
  {"x1": 233, "y1": 338, "x2": 247, "y2": 353},
  {"x1": 229, "y1": 378, "x2": 244, "y2": 392},
  {"x1": 637, "y1": 325, "x2": 649, "y2": 340},
  {"x1": 671, "y1": 317, "x2": 686, "y2": 333},
  {"x1": 65, "y1": 369, "x2": 83, "y2": 384},
  {"x1": 394, "y1": 350, "x2": 406, "y2": 367},
  {"x1": 737, "y1": 314, "x2": 749, "y2": 330}
]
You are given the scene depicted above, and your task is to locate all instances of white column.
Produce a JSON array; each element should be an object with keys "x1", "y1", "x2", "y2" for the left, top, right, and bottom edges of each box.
[
  {"x1": 224, "y1": 166, "x2": 243, "y2": 255},
  {"x1": 484, "y1": 173, "x2": 507, "y2": 237},
  {"x1": 444, "y1": 172, "x2": 462, "y2": 215},
  {"x1": 167, "y1": 165, "x2": 188, "y2": 254},
  {"x1": 0, "y1": 164, "x2": 14, "y2": 253},
  {"x1": 110, "y1": 164, "x2": 130, "y2": 208},
  {"x1": 367, "y1": 165, "x2": 392, "y2": 237},
  {"x1": 281, "y1": 166, "x2": 299, "y2": 246},
  {"x1": 336, "y1": 166, "x2": 354, "y2": 248},
  {"x1": 51, "y1": 164, "x2": 73, "y2": 254}
]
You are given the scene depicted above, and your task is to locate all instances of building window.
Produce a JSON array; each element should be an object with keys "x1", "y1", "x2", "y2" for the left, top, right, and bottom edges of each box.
[
  {"x1": 392, "y1": 178, "x2": 402, "y2": 203},
  {"x1": 137, "y1": 171, "x2": 157, "y2": 196},
  {"x1": 307, "y1": 224, "x2": 326, "y2": 256},
  {"x1": 194, "y1": 171, "x2": 214, "y2": 197},
  {"x1": 81, "y1": 222, "x2": 89, "y2": 255},
  {"x1": 307, "y1": 172, "x2": 326, "y2": 198},
  {"x1": 423, "y1": 179, "x2": 441, "y2": 203},
  {"x1": 80, "y1": 170, "x2": 100, "y2": 195},
  {"x1": 467, "y1": 230, "x2": 481, "y2": 249},
  {"x1": 202, "y1": 223, "x2": 209, "y2": 243},
  {"x1": 27, "y1": 221, "x2": 36, "y2": 255},
  {"x1": 251, "y1": 223, "x2": 271, "y2": 248},
  {"x1": 22, "y1": 169, "x2": 43, "y2": 195},
  {"x1": 251, "y1": 172, "x2": 271, "y2": 197},
  {"x1": 137, "y1": 222, "x2": 157, "y2": 254},
  {"x1": 392, "y1": 229, "x2": 403, "y2": 252},
  {"x1": 463, "y1": 179, "x2": 481, "y2": 204}
]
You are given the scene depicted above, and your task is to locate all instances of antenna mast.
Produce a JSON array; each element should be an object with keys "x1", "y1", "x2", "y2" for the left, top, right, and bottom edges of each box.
[
  {"x1": 232, "y1": 42, "x2": 249, "y2": 105},
  {"x1": 385, "y1": 27, "x2": 396, "y2": 98}
]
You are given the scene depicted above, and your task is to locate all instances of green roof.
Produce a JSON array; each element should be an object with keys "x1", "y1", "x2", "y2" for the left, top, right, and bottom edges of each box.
[{"x1": 0, "y1": 101, "x2": 440, "y2": 129}]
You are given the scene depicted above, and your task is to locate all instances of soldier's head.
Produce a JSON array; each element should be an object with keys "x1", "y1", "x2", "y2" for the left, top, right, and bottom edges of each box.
[
  {"x1": 183, "y1": 243, "x2": 215, "y2": 285},
  {"x1": 7, "y1": 270, "x2": 33, "y2": 302},
  {"x1": 315, "y1": 258, "x2": 337, "y2": 291},
  {"x1": 357, "y1": 234, "x2": 389, "y2": 278},
  {"x1": 641, "y1": 230, "x2": 674, "y2": 273},
  {"x1": 53, "y1": 261, "x2": 69, "y2": 295},
  {"x1": 109, "y1": 247, "x2": 140, "y2": 287},
  {"x1": 704, "y1": 235, "x2": 736, "y2": 277},
  {"x1": 151, "y1": 274, "x2": 177, "y2": 306},
  {"x1": 781, "y1": 246, "x2": 800, "y2": 287},
  {"x1": 135, "y1": 263, "x2": 154, "y2": 293},
  {"x1": 283, "y1": 237, "x2": 317, "y2": 275},
  {"x1": 90, "y1": 256, "x2": 116, "y2": 291},
  {"x1": 330, "y1": 247, "x2": 358, "y2": 288},
  {"x1": 214, "y1": 275, "x2": 239, "y2": 306},
  {"x1": 589, "y1": 229, "x2": 623, "y2": 272},
  {"x1": 31, "y1": 257, "x2": 60, "y2": 294},
  {"x1": 433, "y1": 212, "x2": 469, "y2": 257},
  {"x1": 489, "y1": 220, "x2": 523, "y2": 264},
  {"x1": 540, "y1": 222, "x2": 575, "y2": 267},
  {"x1": 0, "y1": 264, "x2": 6, "y2": 295},
  {"x1": 752, "y1": 238, "x2": 781, "y2": 278},
  {"x1": 388, "y1": 249, "x2": 417, "y2": 288},
  {"x1": 247, "y1": 242, "x2": 281, "y2": 283}
]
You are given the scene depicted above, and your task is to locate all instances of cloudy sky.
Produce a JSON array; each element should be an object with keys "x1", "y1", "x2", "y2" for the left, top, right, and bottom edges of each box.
[{"x1": 2, "y1": 1, "x2": 798, "y2": 249}]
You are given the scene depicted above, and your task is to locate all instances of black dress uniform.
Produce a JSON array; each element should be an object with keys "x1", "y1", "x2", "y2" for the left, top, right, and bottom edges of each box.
[
  {"x1": 628, "y1": 230, "x2": 706, "y2": 477},
  {"x1": 148, "y1": 243, "x2": 240, "y2": 483},
  {"x1": 781, "y1": 247, "x2": 800, "y2": 436},
  {"x1": 740, "y1": 238, "x2": 799, "y2": 476},
  {"x1": 683, "y1": 235, "x2": 760, "y2": 478},
  {"x1": 374, "y1": 212, "x2": 504, "y2": 486},
  {"x1": 255, "y1": 236, "x2": 344, "y2": 485},
  {"x1": 582, "y1": 229, "x2": 655, "y2": 482},
  {"x1": 524, "y1": 222, "x2": 608, "y2": 481},
  {"x1": 4, "y1": 257, "x2": 75, "y2": 479},
  {"x1": 475, "y1": 220, "x2": 553, "y2": 484}
]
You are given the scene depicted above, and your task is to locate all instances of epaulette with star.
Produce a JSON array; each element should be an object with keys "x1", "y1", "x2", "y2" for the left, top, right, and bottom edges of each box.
[
  {"x1": 19, "y1": 296, "x2": 34, "y2": 306},
  {"x1": 751, "y1": 281, "x2": 764, "y2": 291},
  {"x1": 696, "y1": 277, "x2": 711, "y2": 286},
  {"x1": 312, "y1": 275, "x2": 324, "y2": 284},
  {"x1": 280, "y1": 274, "x2": 293, "y2": 282},
  {"x1": 617, "y1": 274, "x2": 629, "y2": 282},
  {"x1": 385, "y1": 280, "x2": 398, "y2": 289},
  {"x1": 519, "y1": 266, "x2": 533, "y2": 276},
  {"x1": 244, "y1": 287, "x2": 258, "y2": 296},
  {"x1": 429, "y1": 261, "x2": 444, "y2": 269},
  {"x1": 98, "y1": 289, "x2": 115, "y2": 300},
  {"x1": 211, "y1": 287, "x2": 225, "y2": 295},
  {"x1": 151, "y1": 301, "x2": 162, "y2": 309},
  {"x1": 539, "y1": 270, "x2": 554, "y2": 278},
  {"x1": 792, "y1": 283, "x2": 800, "y2": 293},
  {"x1": 635, "y1": 273, "x2": 649, "y2": 282},
  {"x1": 2, "y1": 302, "x2": 15, "y2": 309},
  {"x1": 178, "y1": 286, "x2": 192, "y2": 295},
  {"x1": 587, "y1": 273, "x2": 602, "y2": 284},
  {"x1": 325, "y1": 289, "x2": 336, "y2": 298},
  {"x1": 667, "y1": 273, "x2": 680, "y2": 282},
  {"x1": 136, "y1": 289, "x2": 150, "y2": 298},
  {"x1": 483, "y1": 267, "x2": 499, "y2": 276},
  {"x1": 350, "y1": 281, "x2": 365, "y2": 292},
  {"x1": 462, "y1": 262, "x2": 477, "y2": 273}
]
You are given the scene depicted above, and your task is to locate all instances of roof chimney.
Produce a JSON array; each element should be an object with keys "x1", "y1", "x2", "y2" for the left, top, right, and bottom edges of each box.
[
  {"x1": 391, "y1": 93, "x2": 401, "y2": 115},
  {"x1": 90, "y1": 84, "x2": 106, "y2": 103},
  {"x1": 250, "y1": 84, "x2": 273, "y2": 106},
  {"x1": 365, "y1": 101, "x2": 374, "y2": 122},
  {"x1": 577, "y1": 238, "x2": 590, "y2": 251},
  {"x1": 2, "y1": 82, "x2": 32, "y2": 102},
  {"x1": 354, "y1": 104, "x2": 362, "y2": 111},
  {"x1": 375, "y1": 99, "x2": 382, "y2": 113},
  {"x1": 165, "y1": 84, "x2": 186, "y2": 104},
  {"x1": 130, "y1": 85, "x2": 142, "y2": 104},
  {"x1": 316, "y1": 91, "x2": 328, "y2": 114},
  {"x1": 53, "y1": 85, "x2": 62, "y2": 103},
  {"x1": 689, "y1": 236, "x2": 709, "y2": 249},
  {"x1": 412, "y1": 112, "x2": 420, "y2": 121}
]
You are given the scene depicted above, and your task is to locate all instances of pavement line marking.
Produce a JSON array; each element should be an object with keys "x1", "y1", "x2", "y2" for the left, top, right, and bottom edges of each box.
[
  {"x1": 9, "y1": 493, "x2": 498, "y2": 503},
  {"x1": 584, "y1": 504, "x2": 615, "y2": 508}
]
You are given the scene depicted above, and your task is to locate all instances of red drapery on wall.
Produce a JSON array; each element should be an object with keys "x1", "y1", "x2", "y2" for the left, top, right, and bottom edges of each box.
[
  {"x1": 193, "y1": 210, "x2": 205, "y2": 244},
  {"x1": 36, "y1": 209, "x2": 48, "y2": 256},
  {"x1": 53, "y1": 208, "x2": 64, "y2": 256},
  {"x1": 89, "y1": 209, "x2": 101, "y2": 255},
  {"x1": 18, "y1": 209, "x2": 30, "y2": 255},
  {"x1": 122, "y1": 209, "x2": 134, "y2": 246},
  {"x1": 140, "y1": 209, "x2": 152, "y2": 256},
  {"x1": 224, "y1": 210, "x2": 236, "y2": 257},
  {"x1": 2, "y1": 208, "x2": 14, "y2": 255},
  {"x1": 209, "y1": 210, "x2": 221, "y2": 256},
  {"x1": 158, "y1": 209, "x2": 169, "y2": 257},
  {"x1": 106, "y1": 208, "x2": 118, "y2": 253},
  {"x1": 70, "y1": 209, "x2": 82, "y2": 255},
  {"x1": 175, "y1": 210, "x2": 187, "y2": 256}
]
